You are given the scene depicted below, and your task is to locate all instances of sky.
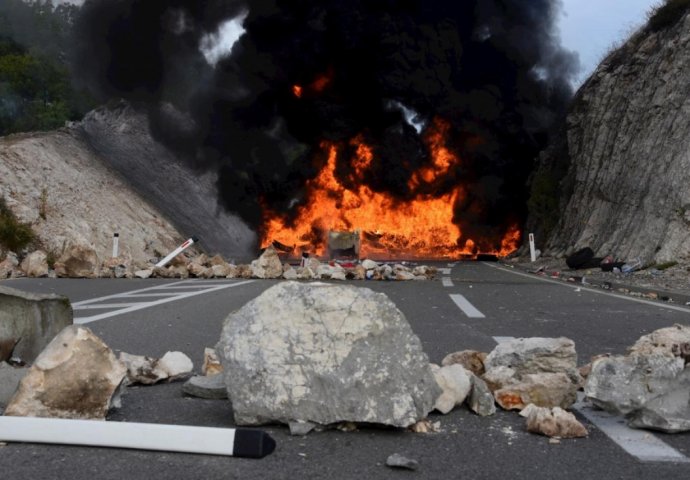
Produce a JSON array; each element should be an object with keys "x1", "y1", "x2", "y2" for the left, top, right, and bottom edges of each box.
[{"x1": 559, "y1": 0, "x2": 661, "y2": 85}]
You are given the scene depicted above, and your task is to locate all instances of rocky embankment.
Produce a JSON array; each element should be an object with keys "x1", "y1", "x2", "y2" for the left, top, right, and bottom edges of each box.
[
  {"x1": 530, "y1": 10, "x2": 690, "y2": 265},
  {"x1": 0, "y1": 129, "x2": 183, "y2": 269}
]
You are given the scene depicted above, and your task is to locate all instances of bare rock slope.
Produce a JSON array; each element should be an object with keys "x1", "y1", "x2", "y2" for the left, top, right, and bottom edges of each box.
[
  {"x1": 535, "y1": 10, "x2": 690, "y2": 264},
  {"x1": 0, "y1": 130, "x2": 182, "y2": 265}
]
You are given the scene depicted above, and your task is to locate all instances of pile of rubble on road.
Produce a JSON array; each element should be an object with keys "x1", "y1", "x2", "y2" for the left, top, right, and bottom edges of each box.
[
  {"x1": 2, "y1": 282, "x2": 689, "y2": 446},
  {"x1": 0, "y1": 245, "x2": 437, "y2": 281}
]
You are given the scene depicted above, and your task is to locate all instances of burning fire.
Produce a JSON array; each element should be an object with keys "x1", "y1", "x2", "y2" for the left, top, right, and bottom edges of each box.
[{"x1": 261, "y1": 118, "x2": 520, "y2": 259}]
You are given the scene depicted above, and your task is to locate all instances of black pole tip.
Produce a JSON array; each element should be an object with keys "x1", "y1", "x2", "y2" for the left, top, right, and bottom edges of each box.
[
  {"x1": 233, "y1": 429, "x2": 276, "y2": 459},
  {"x1": 191, "y1": 236, "x2": 199, "y2": 243}
]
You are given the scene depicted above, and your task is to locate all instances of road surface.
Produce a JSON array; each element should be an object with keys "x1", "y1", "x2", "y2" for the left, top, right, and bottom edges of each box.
[{"x1": 1, "y1": 261, "x2": 689, "y2": 479}]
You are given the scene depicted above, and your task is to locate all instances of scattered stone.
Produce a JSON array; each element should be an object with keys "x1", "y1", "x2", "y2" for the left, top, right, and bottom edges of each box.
[
  {"x1": 0, "y1": 285, "x2": 73, "y2": 364},
  {"x1": 484, "y1": 337, "x2": 582, "y2": 387},
  {"x1": 217, "y1": 282, "x2": 440, "y2": 427},
  {"x1": 468, "y1": 374, "x2": 496, "y2": 416},
  {"x1": 627, "y1": 367, "x2": 690, "y2": 433},
  {"x1": 386, "y1": 453, "x2": 419, "y2": 471},
  {"x1": 525, "y1": 405, "x2": 588, "y2": 438},
  {"x1": 119, "y1": 351, "x2": 193, "y2": 385},
  {"x1": 4, "y1": 326, "x2": 126, "y2": 419},
  {"x1": 330, "y1": 269, "x2": 347, "y2": 281},
  {"x1": 0, "y1": 252, "x2": 19, "y2": 279},
  {"x1": 182, "y1": 374, "x2": 228, "y2": 399},
  {"x1": 628, "y1": 324, "x2": 690, "y2": 357},
  {"x1": 549, "y1": 438, "x2": 561, "y2": 445},
  {"x1": 361, "y1": 259, "x2": 379, "y2": 270},
  {"x1": 494, "y1": 373, "x2": 577, "y2": 410},
  {"x1": 336, "y1": 422, "x2": 358, "y2": 432},
  {"x1": 481, "y1": 366, "x2": 517, "y2": 392},
  {"x1": 250, "y1": 246, "x2": 283, "y2": 279},
  {"x1": 134, "y1": 269, "x2": 153, "y2": 279},
  {"x1": 442, "y1": 350, "x2": 487, "y2": 376},
  {"x1": 394, "y1": 270, "x2": 415, "y2": 281},
  {"x1": 408, "y1": 419, "x2": 441, "y2": 433},
  {"x1": 289, "y1": 421, "x2": 317, "y2": 436},
  {"x1": 351, "y1": 265, "x2": 366, "y2": 280},
  {"x1": 202, "y1": 347, "x2": 223, "y2": 376},
  {"x1": 283, "y1": 267, "x2": 298, "y2": 280},
  {"x1": 584, "y1": 353, "x2": 685, "y2": 415},
  {"x1": 237, "y1": 264, "x2": 254, "y2": 279},
  {"x1": 211, "y1": 263, "x2": 235, "y2": 278},
  {"x1": 431, "y1": 364, "x2": 472, "y2": 414},
  {"x1": 152, "y1": 266, "x2": 176, "y2": 278},
  {"x1": 20, "y1": 251, "x2": 49, "y2": 278},
  {"x1": 190, "y1": 254, "x2": 209, "y2": 267},
  {"x1": 209, "y1": 255, "x2": 226, "y2": 266},
  {"x1": 187, "y1": 261, "x2": 208, "y2": 277},
  {"x1": 53, "y1": 244, "x2": 99, "y2": 278},
  {"x1": 0, "y1": 362, "x2": 28, "y2": 408}
]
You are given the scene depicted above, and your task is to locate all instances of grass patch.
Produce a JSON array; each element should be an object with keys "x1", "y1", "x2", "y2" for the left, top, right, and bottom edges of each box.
[
  {"x1": 647, "y1": 0, "x2": 690, "y2": 32},
  {"x1": 0, "y1": 196, "x2": 36, "y2": 252}
]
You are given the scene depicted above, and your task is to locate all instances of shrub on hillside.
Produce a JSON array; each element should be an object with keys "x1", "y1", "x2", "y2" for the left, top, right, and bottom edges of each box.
[
  {"x1": 648, "y1": 0, "x2": 690, "y2": 32},
  {"x1": 0, "y1": 197, "x2": 35, "y2": 252}
]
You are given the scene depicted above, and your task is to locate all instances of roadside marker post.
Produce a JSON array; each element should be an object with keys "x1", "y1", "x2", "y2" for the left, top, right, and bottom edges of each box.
[
  {"x1": 529, "y1": 233, "x2": 536, "y2": 262},
  {"x1": 112, "y1": 233, "x2": 120, "y2": 258},
  {"x1": 155, "y1": 236, "x2": 199, "y2": 268},
  {"x1": 0, "y1": 416, "x2": 276, "y2": 459}
]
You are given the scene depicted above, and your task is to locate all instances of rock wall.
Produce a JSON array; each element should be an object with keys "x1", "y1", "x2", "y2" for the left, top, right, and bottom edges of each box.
[
  {"x1": 78, "y1": 102, "x2": 256, "y2": 261},
  {"x1": 0, "y1": 129, "x2": 182, "y2": 265},
  {"x1": 536, "y1": 11, "x2": 690, "y2": 264}
]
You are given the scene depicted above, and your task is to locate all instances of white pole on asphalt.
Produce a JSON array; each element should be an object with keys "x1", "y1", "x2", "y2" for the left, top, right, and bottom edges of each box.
[
  {"x1": 529, "y1": 233, "x2": 536, "y2": 262},
  {"x1": 0, "y1": 416, "x2": 275, "y2": 458},
  {"x1": 112, "y1": 233, "x2": 120, "y2": 258},
  {"x1": 155, "y1": 236, "x2": 199, "y2": 268}
]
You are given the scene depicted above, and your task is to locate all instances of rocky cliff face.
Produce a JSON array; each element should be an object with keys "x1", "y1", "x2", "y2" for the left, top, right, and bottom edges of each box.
[
  {"x1": 533, "y1": 10, "x2": 690, "y2": 264},
  {"x1": 0, "y1": 129, "x2": 182, "y2": 265}
]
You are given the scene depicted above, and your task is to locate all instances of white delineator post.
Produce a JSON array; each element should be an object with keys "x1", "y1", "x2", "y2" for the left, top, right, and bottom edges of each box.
[
  {"x1": 112, "y1": 233, "x2": 120, "y2": 258},
  {"x1": 0, "y1": 416, "x2": 276, "y2": 458},
  {"x1": 529, "y1": 233, "x2": 537, "y2": 262},
  {"x1": 155, "y1": 236, "x2": 199, "y2": 268}
]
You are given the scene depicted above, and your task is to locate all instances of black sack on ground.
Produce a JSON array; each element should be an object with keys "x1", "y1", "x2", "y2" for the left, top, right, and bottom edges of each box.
[{"x1": 566, "y1": 247, "x2": 594, "y2": 269}]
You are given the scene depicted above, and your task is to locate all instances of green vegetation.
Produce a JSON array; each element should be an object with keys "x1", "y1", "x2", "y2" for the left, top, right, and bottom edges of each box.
[
  {"x1": 648, "y1": 0, "x2": 690, "y2": 32},
  {"x1": 655, "y1": 261, "x2": 678, "y2": 270},
  {"x1": 0, "y1": 197, "x2": 36, "y2": 252},
  {"x1": 0, "y1": 1, "x2": 95, "y2": 136}
]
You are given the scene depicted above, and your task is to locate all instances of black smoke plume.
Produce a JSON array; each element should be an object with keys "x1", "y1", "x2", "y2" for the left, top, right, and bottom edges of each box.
[{"x1": 75, "y1": 0, "x2": 578, "y2": 252}]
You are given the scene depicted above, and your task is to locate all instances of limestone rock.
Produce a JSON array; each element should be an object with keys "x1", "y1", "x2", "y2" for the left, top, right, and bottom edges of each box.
[
  {"x1": 295, "y1": 266, "x2": 316, "y2": 279},
  {"x1": 250, "y1": 246, "x2": 283, "y2": 279},
  {"x1": 187, "y1": 261, "x2": 208, "y2": 277},
  {"x1": 0, "y1": 285, "x2": 73, "y2": 363},
  {"x1": 351, "y1": 265, "x2": 366, "y2": 280},
  {"x1": 20, "y1": 251, "x2": 49, "y2": 277},
  {"x1": 538, "y1": 12, "x2": 690, "y2": 264},
  {"x1": 481, "y1": 366, "x2": 518, "y2": 392},
  {"x1": 386, "y1": 453, "x2": 419, "y2": 471},
  {"x1": 134, "y1": 269, "x2": 153, "y2": 279},
  {"x1": 202, "y1": 347, "x2": 223, "y2": 376},
  {"x1": 119, "y1": 351, "x2": 193, "y2": 385},
  {"x1": 525, "y1": 405, "x2": 588, "y2": 438},
  {"x1": 628, "y1": 324, "x2": 690, "y2": 357},
  {"x1": 494, "y1": 373, "x2": 577, "y2": 410},
  {"x1": 468, "y1": 374, "x2": 496, "y2": 416},
  {"x1": 627, "y1": 366, "x2": 690, "y2": 433},
  {"x1": 361, "y1": 259, "x2": 378, "y2": 270},
  {"x1": 211, "y1": 263, "x2": 234, "y2": 278},
  {"x1": 182, "y1": 374, "x2": 228, "y2": 399},
  {"x1": 237, "y1": 264, "x2": 253, "y2": 279},
  {"x1": 0, "y1": 253, "x2": 20, "y2": 279},
  {"x1": 484, "y1": 337, "x2": 581, "y2": 386},
  {"x1": 330, "y1": 269, "x2": 347, "y2": 281},
  {"x1": 4, "y1": 325, "x2": 126, "y2": 419},
  {"x1": 288, "y1": 420, "x2": 317, "y2": 436},
  {"x1": 395, "y1": 270, "x2": 415, "y2": 281},
  {"x1": 431, "y1": 364, "x2": 472, "y2": 414},
  {"x1": 283, "y1": 267, "x2": 298, "y2": 280},
  {"x1": 216, "y1": 282, "x2": 440, "y2": 427},
  {"x1": 442, "y1": 350, "x2": 487, "y2": 376},
  {"x1": 209, "y1": 254, "x2": 226, "y2": 266},
  {"x1": 54, "y1": 244, "x2": 99, "y2": 278},
  {"x1": 584, "y1": 353, "x2": 685, "y2": 415}
]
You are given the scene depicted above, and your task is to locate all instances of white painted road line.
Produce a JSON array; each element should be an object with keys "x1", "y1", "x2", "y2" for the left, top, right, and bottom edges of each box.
[
  {"x1": 74, "y1": 303, "x2": 143, "y2": 310},
  {"x1": 439, "y1": 268, "x2": 451, "y2": 275},
  {"x1": 491, "y1": 336, "x2": 689, "y2": 463},
  {"x1": 573, "y1": 395, "x2": 689, "y2": 463},
  {"x1": 73, "y1": 280, "x2": 255, "y2": 323},
  {"x1": 484, "y1": 263, "x2": 690, "y2": 314},
  {"x1": 449, "y1": 294, "x2": 485, "y2": 318},
  {"x1": 442, "y1": 277, "x2": 454, "y2": 287}
]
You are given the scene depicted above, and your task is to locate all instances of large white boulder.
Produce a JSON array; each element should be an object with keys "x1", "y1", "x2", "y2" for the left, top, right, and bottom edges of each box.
[{"x1": 217, "y1": 282, "x2": 440, "y2": 427}]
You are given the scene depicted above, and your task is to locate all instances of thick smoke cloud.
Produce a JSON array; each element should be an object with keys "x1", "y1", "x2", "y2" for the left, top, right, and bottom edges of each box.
[{"x1": 75, "y1": 0, "x2": 578, "y2": 250}]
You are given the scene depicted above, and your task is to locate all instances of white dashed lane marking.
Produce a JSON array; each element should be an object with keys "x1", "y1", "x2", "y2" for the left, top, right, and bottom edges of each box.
[
  {"x1": 72, "y1": 280, "x2": 255, "y2": 323},
  {"x1": 442, "y1": 277, "x2": 454, "y2": 287},
  {"x1": 490, "y1": 336, "x2": 688, "y2": 463},
  {"x1": 449, "y1": 293, "x2": 485, "y2": 318}
]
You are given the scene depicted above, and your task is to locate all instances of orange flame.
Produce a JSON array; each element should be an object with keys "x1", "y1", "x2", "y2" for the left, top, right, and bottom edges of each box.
[
  {"x1": 292, "y1": 85, "x2": 303, "y2": 98},
  {"x1": 261, "y1": 119, "x2": 521, "y2": 259}
]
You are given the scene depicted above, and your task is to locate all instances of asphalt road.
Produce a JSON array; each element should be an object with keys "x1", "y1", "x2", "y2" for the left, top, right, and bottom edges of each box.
[{"x1": 1, "y1": 262, "x2": 689, "y2": 479}]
